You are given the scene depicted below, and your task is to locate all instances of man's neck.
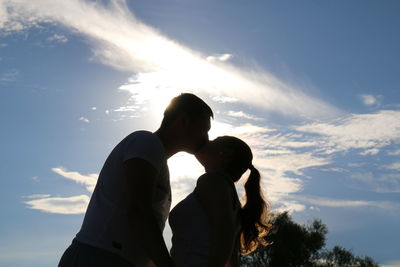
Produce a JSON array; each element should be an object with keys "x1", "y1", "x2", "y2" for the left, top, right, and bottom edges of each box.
[{"x1": 154, "y1": 128, "x2": 180, "y2": 158}]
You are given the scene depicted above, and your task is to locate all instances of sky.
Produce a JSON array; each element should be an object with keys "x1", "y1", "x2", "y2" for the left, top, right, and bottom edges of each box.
[{"x1": 0, "y1": 0, "x2": 399, "y2": 266}]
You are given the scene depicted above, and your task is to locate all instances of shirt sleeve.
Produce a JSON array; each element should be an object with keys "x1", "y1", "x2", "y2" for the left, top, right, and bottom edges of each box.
[{"x1": 122, "y1": 132, "x2": 164, "y2": 172}]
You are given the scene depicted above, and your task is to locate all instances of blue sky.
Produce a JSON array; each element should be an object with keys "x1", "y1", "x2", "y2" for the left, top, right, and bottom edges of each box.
[{"x1": 1, "y1": 0, "x2": 400, "y2": 266}]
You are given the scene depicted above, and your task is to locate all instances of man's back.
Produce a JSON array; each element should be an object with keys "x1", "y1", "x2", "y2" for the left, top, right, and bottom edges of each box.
[{"x1": 76, "y1": 131, "x2": 171, "y2": 266}]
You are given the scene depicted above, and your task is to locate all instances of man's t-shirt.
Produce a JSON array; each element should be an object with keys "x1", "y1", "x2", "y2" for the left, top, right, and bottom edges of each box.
[{"x1": 76, "y1": 130, "x2": 171, "y2": 266}]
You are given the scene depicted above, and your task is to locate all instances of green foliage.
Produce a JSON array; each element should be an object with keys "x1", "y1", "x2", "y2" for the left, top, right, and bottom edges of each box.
[{"x1": 240, "y1": 212, "x2": 380, "y2": 267}]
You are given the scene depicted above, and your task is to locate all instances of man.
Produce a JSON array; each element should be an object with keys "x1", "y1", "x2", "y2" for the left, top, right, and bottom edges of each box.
[{"x1": 59, "y1": 93, "x2": 213, "y2": 267}]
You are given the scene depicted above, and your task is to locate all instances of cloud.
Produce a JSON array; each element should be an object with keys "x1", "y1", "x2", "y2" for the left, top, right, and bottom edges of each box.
[
  {"x1": 23, "y1": 167, "x2": 97, "y2": 214},
  {"x1": 47, "y1": 33, "x2": 68, "y2": 43},
  {"x1": 24, "y1": 194, "x2": 89, "y2": 214},
  {"x1": 295, "y1": 110, "x2": 400, "y2": 154},
  {"x1": 0, "y1": 0, "x2": 340, "y2": 119},
  {"x1": 227, "y1": 110, "x2": 263, "y2": 121},
  {"x1": 0, "y1": 68, "x2": 19, "y2": 82},
  {"x1": 211, "y1": 95, "x2": 238, "y2": 103},
  {"x1": 359, "y1": 148, "x2": 380, "y2": 156},
  {"x1": 51, "y1": 167, "x2": 98, "y2": 192},
  {"x1": 292, "y1": 195, "x2": 400, "y2": 210},
  {"x1": 384, "y1": 162, "x2": 400, "y2": 170},
  {"x1": 206, "y1": 53, "x2": 233, "y2": 62},
  {"x1": 360, "y1": 94, "x2": 381, "y2": 106},
  {"x1": 351, "y1": 172, "x2": 400, "y2": 193},
  {"x1": 387, "y1": 149, "x2": 400, "y2": 156},
  {"x1": 79, "y1": 116, "x2": 90, "y2": 123}
]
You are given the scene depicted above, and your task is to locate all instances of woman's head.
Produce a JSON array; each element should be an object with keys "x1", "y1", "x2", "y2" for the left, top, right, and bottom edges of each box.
[
  {"x1": 195, "y1": 136, "x2": 253, "y2": 181},
  {"x1": 196, "y1": 135, "x2": 270, "y2": 255}
]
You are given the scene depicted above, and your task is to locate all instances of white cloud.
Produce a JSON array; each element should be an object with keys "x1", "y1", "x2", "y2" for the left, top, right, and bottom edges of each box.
[
  {"x1": 24, "y1": 194, "x2": 89, "y2": 214},
  {"x1": 227, "y1": 110, "x2": 263, "y2": 121},
  {"x1": 351, "y1": 172, "x2": 400, "y2": 193},
  {"x1": 91, "y1": 106, "x2": 97, "y2": 110},
  {"x1": 52, "y1": 167, "x2": 98, "y2": 192},
  {"x1": 23, "y1": 167, "x2": 97, "y2": 214},
  {"x1": 359, "y1": 148, "x2": 380, "y2": 156},
  {"x1": 206, "y1": 53, "x2": 233, "y2": 62},
  {"x1": 292, "y1": 195, "x2": 400, "y2": 210},
  {"x1": 295, "y1": 110, "x2": 400, "y2": 154},
  {"x1": 79, "y1": 116, "x2": 90, "y2": 123},
  {"x1": 47, "y1": 33, "x2": 68, "y2": 43},
  {"x1": 272, "y1": 200, "x2": 306, "y2": 213},
  {"x1": 387, "y1": 149, "x2": 400, "y2": 156},
  {"x1": 360, "y1": 94, "x2": 380, "y2": 106},
  {"x1": 0, "y1": 0, "x2": 340, "y2": 119},
  {"x1": 384, "y1": 162, "x2": 400, "y2": 170},
  {"x1": 211, "y1": 95, "x2": 238, "y2": 103},
  {"x1": 113, "y1": 105, "x2": 138, "y2": 112}
]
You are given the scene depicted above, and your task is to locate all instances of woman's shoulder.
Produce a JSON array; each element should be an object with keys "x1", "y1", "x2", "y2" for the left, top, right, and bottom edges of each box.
[
  {"x1": 197, "y1": 171, "x2": 232, "y2": 184},
  {"x1": 196, "y1": 172, "x2": 234, "y2": 194}
]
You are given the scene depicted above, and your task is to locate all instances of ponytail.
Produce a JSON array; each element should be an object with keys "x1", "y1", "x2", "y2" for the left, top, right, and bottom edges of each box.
[{"x1": 240, "y1": 165, "x2": 270, "y2": 255}]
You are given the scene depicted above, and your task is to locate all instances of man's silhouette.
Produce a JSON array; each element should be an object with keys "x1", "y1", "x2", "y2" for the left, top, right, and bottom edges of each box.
[{"x1": 59, "y1": 93, "x2": 213, "y2": 267}]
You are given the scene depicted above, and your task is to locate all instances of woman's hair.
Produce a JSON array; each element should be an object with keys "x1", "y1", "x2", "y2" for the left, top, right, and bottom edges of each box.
[{"x1": 216, "y1": 136, "x2": 270, "y2": 255}]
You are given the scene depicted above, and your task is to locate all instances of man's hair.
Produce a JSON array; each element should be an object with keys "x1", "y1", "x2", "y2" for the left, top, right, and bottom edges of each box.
[{"x1": 161, "y1": 93, "x2": 213, "y2": 127}]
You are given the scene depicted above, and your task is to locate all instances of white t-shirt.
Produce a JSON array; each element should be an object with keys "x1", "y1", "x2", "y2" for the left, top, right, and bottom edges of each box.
[{"x1": 76, "y1": 130, "x2": 171, "y2": 266}]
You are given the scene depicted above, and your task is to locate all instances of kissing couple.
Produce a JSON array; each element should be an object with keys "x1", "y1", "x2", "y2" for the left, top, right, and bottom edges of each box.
[{"x1": 59, "y1": 93, "x2": 270, "y2": 267}]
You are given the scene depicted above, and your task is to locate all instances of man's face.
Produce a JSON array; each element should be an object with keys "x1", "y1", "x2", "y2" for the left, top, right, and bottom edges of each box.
[{"x1": 184, "y1": 116, "x2": 211, "y2": 154}]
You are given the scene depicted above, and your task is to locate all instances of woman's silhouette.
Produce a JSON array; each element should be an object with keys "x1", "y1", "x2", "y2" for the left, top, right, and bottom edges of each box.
[{"x1": 169, "y1": 136, "x2": 270, "y2": 266}]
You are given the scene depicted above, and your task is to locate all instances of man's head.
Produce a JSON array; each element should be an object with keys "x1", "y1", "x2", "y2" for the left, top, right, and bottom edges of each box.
[{"x1": 160, "y1": 93, "x2": 213, "y2": 154}]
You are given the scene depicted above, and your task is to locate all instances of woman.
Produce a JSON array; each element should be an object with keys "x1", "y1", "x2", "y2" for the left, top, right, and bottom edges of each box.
[{"x1": 169, "y1": 136, "x2": 270, "y2": 266}]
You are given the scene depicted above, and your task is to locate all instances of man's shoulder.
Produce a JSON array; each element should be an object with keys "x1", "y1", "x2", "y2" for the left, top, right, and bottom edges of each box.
[
  {"x1": 125, "y1": 130, "x2": 154, "y2": 140},
  {"x1": 123, "y1": 130, "x2": 161, "y2": 146},
  {"x1": 121, "y1": 130, "x2": 166, "y2": 169}
]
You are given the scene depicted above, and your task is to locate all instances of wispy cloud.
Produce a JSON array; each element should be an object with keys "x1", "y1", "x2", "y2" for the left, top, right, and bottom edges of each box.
[
  {"x1": 25, "y1": 194, "x2": 90, "y2": 214},
  {"x1": 211, "y1": 95, "x2": 238, "y2": 103},
  {"x1": 0, "y1": 68, "x2": 19, "y2": 82},
  {"x1": 292, "y1": 195, "x2": 400, "y2": 210},
  {"x1": 206, "y1": 53, "x2": 233, "y2": 62},
  {"x1": 227, "y1": 110, "x2": 263, "y2": 121},
  {"x1": 51, "y1": 167, "x2": 98, "y2": 192},
  {"x1": 360, "y1": 94, "x2": 381, "y2": 106},
  {"x1": 24, "y1": 167, "x2": 97, "y2": 214},
  {"x1": 79, "y1": 116, "x2": 90, "y2": 123},
  {"x1": 351, "y1": 172, "x2": 400, "y2": 193},
  {"x1": 295, "y1": 110, "x2": 400, "y2": 154},
  {"x1": 384, "y1": 162, "x2": 400, "y2": 170},
  {"x1": 387, "y1": 149, "x2": 400, "y2": 156},
  {"x1": 0, "y1": 0, "x2": 340, "y2": 119},
  {"x1": 47, "y1": 33, "x2": 68, "y2": 43}
]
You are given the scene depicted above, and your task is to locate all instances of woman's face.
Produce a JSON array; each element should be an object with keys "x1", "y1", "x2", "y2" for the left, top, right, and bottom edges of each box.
[{"x1": 194, "y1": 138, "x2": 224, "y2": 171}]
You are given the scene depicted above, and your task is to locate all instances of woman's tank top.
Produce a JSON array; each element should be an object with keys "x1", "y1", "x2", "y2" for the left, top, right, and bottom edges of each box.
[{"x1": 169, "y1": 172, "x2": 241, "y2": 266}]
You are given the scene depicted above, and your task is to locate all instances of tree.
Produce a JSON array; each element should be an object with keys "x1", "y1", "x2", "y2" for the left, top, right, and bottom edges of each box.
[
  {"x1": 320, "y1": 246, "x2": 379, "y2": 267},
  {"x1": 240, "y1": 212, "x2": 380, "y2": 267}
]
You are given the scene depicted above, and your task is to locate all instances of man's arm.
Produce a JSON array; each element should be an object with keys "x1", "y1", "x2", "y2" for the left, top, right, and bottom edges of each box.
[{"x1": 123, "y1": 158, "x2": 174, "y2": 267}]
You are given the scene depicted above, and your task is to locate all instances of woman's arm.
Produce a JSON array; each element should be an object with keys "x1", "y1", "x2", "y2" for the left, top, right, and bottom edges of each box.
[{"x1": 194, "y1": 173, "x2": 237, "y2": 267}]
